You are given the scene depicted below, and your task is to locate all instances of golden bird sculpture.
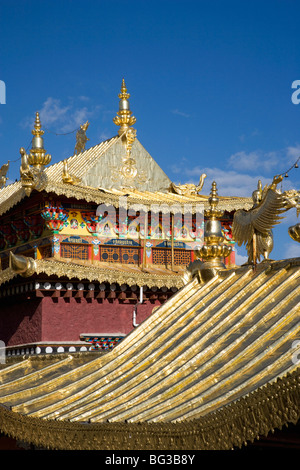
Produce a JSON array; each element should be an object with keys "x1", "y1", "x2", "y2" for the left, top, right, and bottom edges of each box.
[
  {"x1": 0, "y1": 161, "x2": 9, "y2": 189},
  {"x1": 232, "y1": 175, "x2": 287, "y2": 265}
]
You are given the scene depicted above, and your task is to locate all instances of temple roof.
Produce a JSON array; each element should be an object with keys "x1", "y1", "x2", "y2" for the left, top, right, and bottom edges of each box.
[
  {"x1": 0, "y1": 80, "x2": 253, "y2": 216},
  {"x1": 0, "y1": 133, "x2": 252, "y2": 216},
  {"x1": 0, "y1": 257, "x2": 299, "y2": 450},
  {"x1": 0, "y1": 257, "x2": 185, "y2": 289}
]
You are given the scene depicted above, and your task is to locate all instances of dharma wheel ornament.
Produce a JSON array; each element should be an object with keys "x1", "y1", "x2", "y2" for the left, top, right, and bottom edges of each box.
[{"x1": 194, "y1": 181, "x2": 232, "y2": 282}]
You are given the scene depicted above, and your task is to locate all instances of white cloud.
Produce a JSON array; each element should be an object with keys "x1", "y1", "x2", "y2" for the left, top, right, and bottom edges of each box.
[
  {"x1": 179, "y1": 165, "x2": 269, "y2": 198},
  {"x1": 171, "y1": 109, "x2": 191, "y2": 118},
  {"x1": 235, "y1": 251, "x2": 248, "y2": 265},
  {"x1": 170, "y1": 142, "x2": 300, "y2": 199},
  {"x1": 39, "y1": 97, "x2": 71, "y2": 127},
  {"x1": 21, "y1": 96, "x2": 99, "y2": 134},
  {"x1": 286, "y1": 144, "x2": 300, "y2": 163},
  {"x1": 284, "y1": 241, "x2": 300, "y2": 258},
  {"x1": 227, "y1": 150, "x2": 280, "y2": 173}
]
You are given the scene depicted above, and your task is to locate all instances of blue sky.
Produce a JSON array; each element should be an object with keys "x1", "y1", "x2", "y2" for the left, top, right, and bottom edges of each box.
[{"x1": 0, "y1": 0, "x2": 300, "y2": 262}]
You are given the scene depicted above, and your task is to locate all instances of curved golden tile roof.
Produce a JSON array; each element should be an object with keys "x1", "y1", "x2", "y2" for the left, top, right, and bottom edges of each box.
[{"x1": 0, "y1": 258, "x2": 299, "y2": 449}]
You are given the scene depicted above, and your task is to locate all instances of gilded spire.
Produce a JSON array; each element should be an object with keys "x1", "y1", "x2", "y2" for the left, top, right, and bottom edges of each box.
[
  {"x1": 27, "y1": 112, "x2": 51, "y2": 168},
  {"x1": 194, "y1": 181, "x2": 232, "y2": 282},
  {"x1": 113, "y1": 79, "x2": 136, "y2": 135},
  {"x1": 19, "y1": 111, "x2": 51, "y2": 196}
]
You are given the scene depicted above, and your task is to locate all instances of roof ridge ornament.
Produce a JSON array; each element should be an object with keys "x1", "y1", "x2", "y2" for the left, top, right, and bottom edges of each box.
[
  {"x1": 28, "y1": 112, "x2": 51, "y2": 168},
  {"x1": 113, "y1": 79, "x2": 136, "y2": 136},
  {"x1": 19, "y1": 112, "x2": 50, "y2": 196},
  {"x1": 74, "y1": 121, "x2": 90, "y2": 155},
  {"x1": 193, "y1": 181, "x2": 232, "y2": 282},
  {"x1": 0, "y1": 161, "x2": 9, "y2": 189},
  {"x1": 9, "y1": 251, "x2": 36, "y2": 277},
  {"x1": 232, "y1": 174, "x2": 289, "y2": 265}
]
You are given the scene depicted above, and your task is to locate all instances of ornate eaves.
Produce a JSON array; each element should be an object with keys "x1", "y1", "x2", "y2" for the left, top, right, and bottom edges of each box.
[
  {"x1": 0, "y1": 258, "x2": 299, "y2": 450},
  {"x1": 0, "y1": 176, "x2": 253, "y2": 216},
  {"x1": 0, "y1": 258, "x2": 184, "y2": 289}
]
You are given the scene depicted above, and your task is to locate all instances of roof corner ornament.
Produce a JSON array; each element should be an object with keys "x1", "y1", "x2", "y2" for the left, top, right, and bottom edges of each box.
[
  {"x1": 62, "y1": 159, "x2": 81, "y2": 185},
  {"x1": 0, "y1": 161, "x2": 9, "y2": 189},
  {"x1": 113, "y1": 78, "x2": 136, "y2": 136},
  {"x1": 232, "y1": 175, "x2": 288, "y2": 265},
  {"x1": 74, "y1": 121, "x2": 90, "y2": 155},
  {"x1": 19, "y1": 112, "x2": 50, "y2": 196},
  {"x1": 168, "y1": 173, "x2": 207, "y2": 196},
  {"x1": 9, "y1": 251, "x2": 36, "y2": 277},
  {"x1": 184, "y1": 181, "x2": 232, "y2": 283}
]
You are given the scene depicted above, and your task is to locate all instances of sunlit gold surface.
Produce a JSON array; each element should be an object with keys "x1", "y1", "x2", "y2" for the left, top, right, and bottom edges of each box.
[
  {"x1": 0, "y1": 161, "x2": 9, "y2": 189},
  {"x1": 0, "y1": 258, "x2": 299, "y2": 450},
  {"x1": 168, "y1": 173, "x2": 207, "y2": 196},
  {"x1": 289, "y1": 223, "x2": 300, "y2": 243},
  {"x1": 0, "y1": 120, "x2": 252, "y2": 214},
  {"x1": 194, "y1": 181, "x2": 232, "y2": 281},
  {"x1": 62, "y1": 159, "x2": 81, "y2": 184},
  {"x1": 74, "y1": 121, "x2": 90, "y2": 155},
  {"x1": 28, "y1": 112, "x2": 51, "y2": 168},
  {"x1": 18, "y1": 112, "x2": 51, "y2": 196},
  {"x1": 9, "y1": 252, "x2": 36, "y2": 277},
  {"x1": 0, "y1": 257, "x2": 185, "y2": 289},
  {"x1": 113, "y1": 79, "x2": 137, "y2": 135},
  {"x1": 232, "y1": 175, "x2": 288, "y2": 264}
]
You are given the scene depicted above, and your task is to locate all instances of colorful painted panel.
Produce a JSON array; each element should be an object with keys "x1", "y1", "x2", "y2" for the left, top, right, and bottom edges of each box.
[
  {"x1": 99, "y1": 246, "x2": 140, "y2": 264},
  {"x1": 81, "y1": 335, "x2": 125, "y2": 351},
  {"x1": 152, "y1": 248, "x2": 192, "y2": 266},
  {"x1": 60, "y1": 243, "x2": 89, "y2": 260}
]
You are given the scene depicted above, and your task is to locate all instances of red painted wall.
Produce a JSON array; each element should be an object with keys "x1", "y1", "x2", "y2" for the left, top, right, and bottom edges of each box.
[
  {"x1": 41, "y1": 297, "x2": 161, "y2": 342},
  {"x1": 0, "y1": 299, "x2": 42, "y2": 346}
]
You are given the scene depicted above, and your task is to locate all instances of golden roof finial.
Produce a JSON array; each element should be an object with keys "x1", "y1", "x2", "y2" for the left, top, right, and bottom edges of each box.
[
  {"x1": 32, "y1": 111, "x2": 43, "y2": 137},
  {"x1": 194, "y1": 181, "x2": 232, "y2": 281},
  {"x1": 113, "y1": 79, "x2": 136, "y2": 135},
  {"x1": 28, "y1": 111, "x2": 51, "y2": 168}
]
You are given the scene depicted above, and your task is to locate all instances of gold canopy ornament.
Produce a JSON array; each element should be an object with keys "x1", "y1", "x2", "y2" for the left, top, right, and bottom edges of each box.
[
  {"x1": 192, "y1": 181, "x2": 232, "y2": 282},
  {"x1": 19, "y1": 112, "x2": 50, "y2": 196},
  {"x1": 113, "y1": 79, "x2": 136, "y2": 136},
  {"x1": 28, "y1": 112, "x2": 51, "y2": 168}
]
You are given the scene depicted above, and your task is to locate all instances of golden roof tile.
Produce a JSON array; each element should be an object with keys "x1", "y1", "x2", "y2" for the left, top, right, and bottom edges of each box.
[
  {"x1": 0, "y1": 258, "x2": 299, "y2": 450},
  {"x1": 0, "y1": 257, "x2": 184, "y2": 289},
  {"x1": 0, "y1": 132, "x2": 252, "y2": 215}
]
